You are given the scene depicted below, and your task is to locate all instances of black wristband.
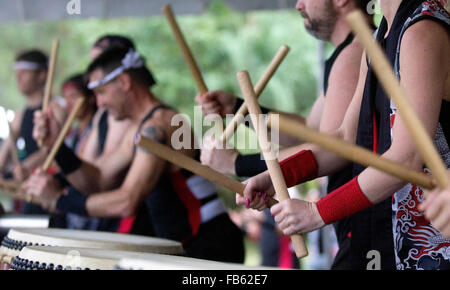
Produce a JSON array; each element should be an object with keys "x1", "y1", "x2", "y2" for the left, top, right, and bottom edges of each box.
[
  {"x1": 235, "y1": 153, "x2": 268, "y2": 177},
  {"x1": 56, "y1": 187, "x2": 88, "y2": 216},
  {"x1": 55, "y1": 143, "x2": 82, "y2": 175},
  {"x1": 53, "y1": 172, "x2": 70, "y2": 188}
]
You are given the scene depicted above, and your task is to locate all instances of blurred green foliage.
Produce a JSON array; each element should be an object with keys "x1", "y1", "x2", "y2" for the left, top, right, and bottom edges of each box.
[{"x1": 0, "y1": 0, "x2": 322, "y2": 118}]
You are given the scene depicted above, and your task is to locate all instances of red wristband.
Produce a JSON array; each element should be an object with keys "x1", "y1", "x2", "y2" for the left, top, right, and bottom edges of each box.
[
  {"x1": 279, "y1": 150, "x2": 319, "y2": 188},
  {"x1": 316, "y1": 177, "x2": 373, "y2": 225}
]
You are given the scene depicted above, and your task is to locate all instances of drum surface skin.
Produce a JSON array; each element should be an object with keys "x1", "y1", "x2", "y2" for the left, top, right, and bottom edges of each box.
[{"x1": 1, "y1": 228, "x2": 184, "y2": 270}]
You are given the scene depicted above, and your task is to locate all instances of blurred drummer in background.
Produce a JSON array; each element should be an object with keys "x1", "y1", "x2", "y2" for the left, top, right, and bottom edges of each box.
[
  {"x1": 0, "y1": 49, "x2": 53, "y2": 216},
  {"x1": 23, "y1": 36, "x2": 154, "y2": 236}
]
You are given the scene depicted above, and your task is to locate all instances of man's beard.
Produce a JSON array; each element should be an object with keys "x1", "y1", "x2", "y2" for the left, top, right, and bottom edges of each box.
[{"x1": 301, "y1": 4, "x2": 337, "y2": 41}]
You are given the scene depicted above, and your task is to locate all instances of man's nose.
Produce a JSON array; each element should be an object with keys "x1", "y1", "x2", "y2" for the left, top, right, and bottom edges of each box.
[{"x1": 296, "y1": 0, "x2": 305, "y2": 12}]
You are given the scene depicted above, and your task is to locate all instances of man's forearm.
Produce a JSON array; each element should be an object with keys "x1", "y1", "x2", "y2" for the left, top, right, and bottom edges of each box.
[
  {"x1": 22, "y1": 147, "x2": 48, "y2": 172},
  {"x1": 55, "y1": 143, "x2": 102, "y2": 193},
  {"x1": 0, "y1": 141, "x2": 11, "y2": 172},
  {"x1": 85, "y1": 188, "x2": 137, "y2": 218}
]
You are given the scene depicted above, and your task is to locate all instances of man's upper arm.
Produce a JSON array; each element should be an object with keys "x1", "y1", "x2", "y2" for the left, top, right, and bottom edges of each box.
[
  {"x1": 338, "y1": 51, "x2": 369, "y2": 143},
  {"x1": 120, "y1": 123, "x2": 168, "y2": 204},
  {"x1": 305, "y1": 94, "x2": 325, "y2": 130},
  {"x1": 388, "y1": 20, "x2": 449, "y2": 166},
  {"x1": 320, "y1": 41, "x2": 363, "y2": 133},
  {"x1": 78, "y1": 110, "x2": 103, "y2": 162}
]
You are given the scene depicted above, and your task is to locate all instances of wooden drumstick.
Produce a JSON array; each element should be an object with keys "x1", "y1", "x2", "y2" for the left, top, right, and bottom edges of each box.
[
  {"x1": 163, "y1": 5, "x2": 208, "y2": 95},
  {"x1": 220, "y1": 45, "x2": 290, "y2": 143},
  {"x1": 135, "y1": 135, "x2": 279, "y2": 208},
  {"x1": 268, "y1": 113, "x2": 434, "y2": 189},
  {"x1": 347, "y1": 11, "x2": 449, "y2": 189},
  {"x1": 238, "y1": 71, "x2": 308, "y2": 258},
  {"x1": 41, "y1": 98, "x2": 84, "y2": 172},
  {"x1": 42, "y1": 39, "x2": 60, "y2": 113},
  {"x1": 39, "y1": 39, "x2": 60, "y2": 147}
]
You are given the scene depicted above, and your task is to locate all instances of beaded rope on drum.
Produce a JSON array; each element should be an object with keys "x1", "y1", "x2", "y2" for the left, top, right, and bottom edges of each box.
[
  {"x1": 10, "y1": 256, "x2": 94, "y2": 270},
  {"x1": 0, "y1": 236, "x2": 48, "y2": 264}
]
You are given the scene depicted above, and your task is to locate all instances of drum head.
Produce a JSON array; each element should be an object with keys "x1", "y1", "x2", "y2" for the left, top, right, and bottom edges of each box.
[{"x1": 2, "y1": 228, "x2": 184, "y2": 255}]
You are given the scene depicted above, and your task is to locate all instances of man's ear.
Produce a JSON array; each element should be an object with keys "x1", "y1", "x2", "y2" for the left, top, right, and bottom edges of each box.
[
  {"x1": 334, "y1": 0, "x2": 350, "y2": 9},
  {"x1": 117, "y1": 72, "x2": 132, "y2": 92}
]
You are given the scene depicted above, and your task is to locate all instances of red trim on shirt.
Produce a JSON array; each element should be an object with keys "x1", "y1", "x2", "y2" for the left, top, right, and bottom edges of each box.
[
  {"x1": 117, "y1": 216, "x2": 137, "y2": 233},
  {"x1": 171, "y1": 171, "x2": 201, "y2": 238}
]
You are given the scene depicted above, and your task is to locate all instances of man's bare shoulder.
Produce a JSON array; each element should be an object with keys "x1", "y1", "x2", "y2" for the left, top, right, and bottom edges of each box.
[
  {"x1": 400, "y1": 19, "x2": 449, "y2": 73},
  {"x1": 138, "y1": 117, "x2": 168, "y2": 145},
  {"x1": 402, "y1": 19, "x2": 449, "y2": 44}
]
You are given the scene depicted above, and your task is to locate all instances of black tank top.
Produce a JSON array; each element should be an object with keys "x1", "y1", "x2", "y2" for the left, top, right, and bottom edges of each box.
[
  {"x1": 18, "y1": 106, "x2": 40, "y2": 160},
  {"x1": 97, "y1": 110, "x2": 108, "y2": 156}
]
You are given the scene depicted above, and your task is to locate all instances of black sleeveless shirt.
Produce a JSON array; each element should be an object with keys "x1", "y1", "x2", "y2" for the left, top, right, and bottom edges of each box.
[{"x1": 18, "y1": 106, "x2": 40, "y2": 160}]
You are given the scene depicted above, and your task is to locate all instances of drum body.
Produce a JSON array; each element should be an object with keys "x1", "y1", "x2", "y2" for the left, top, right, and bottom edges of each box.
[
  {"x1": 11, "y1": 246, "x2": 278, "y2": 270},
  {"x1": 11, "y1": 246, "x2": 142, "y2": 270},
  {"x1": 1, "y1": 228, "x2": 184, "y2": 270}
]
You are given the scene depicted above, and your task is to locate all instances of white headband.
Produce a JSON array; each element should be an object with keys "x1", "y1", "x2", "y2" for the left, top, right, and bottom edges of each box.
[
  {"x1": 13, "y1": 61, "x2": 44, "y2": 71},
  {"x1": 87, "y1": 49, "x2": 145, "y2": 90}
]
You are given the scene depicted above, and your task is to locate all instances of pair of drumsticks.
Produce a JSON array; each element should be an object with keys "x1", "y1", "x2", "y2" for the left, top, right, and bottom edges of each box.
[{"x1": 137, "y1": 6, "x2": 448, "y2": 259}]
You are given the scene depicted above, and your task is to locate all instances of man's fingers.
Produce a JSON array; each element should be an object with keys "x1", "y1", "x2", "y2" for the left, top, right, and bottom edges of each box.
[
  {"x1": 283, "y1": 225, "x2": 298, "y2": 236},
  {"x1": 432, "y1": 209, "x2": 450, "y2": 233},
  {"x1": 440, "y1": 224, "x2": 450, "y2": 239},
  {"x1": 423, "y1": 194, "x2": 444, "y2": 221},
  {"x1": 236, "y1": 194, "x2": 246, "y2": 207},
  {"x1": 419, "y1": 190, "x2": 439, "y2": 211},
  {"x1": 270, "y1": 202, "x2": 283, "y2": 217}
]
